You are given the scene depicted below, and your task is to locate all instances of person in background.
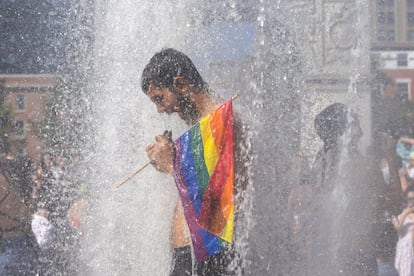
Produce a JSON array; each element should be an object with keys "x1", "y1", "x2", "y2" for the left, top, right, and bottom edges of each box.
[
  {"x1": 374, "y1": 222, "x2": 398, "y2": 276},
  {"x1": 396, "y1": 136, "x2": 414, "y2": 168},
  {"x1": 32, "y1": 152, "x2": 56, "y2": 249},
  {"x1": 35, "y1": 152, "x2": 56, "y2": 216},
  {"x1": 379, "y1": 158, "x2": 391, "y2": 187},
  {"x1": 380, "y1": 131, "x2": 406, "y2": 217},
  {"x1": 311, "y1": 103, "x2": 378, "y2": 276},
  {"x1": 393, "y1": 186, "x2": 414, "y2": 276},
  {"x1": 31, "y1": 151, "x2": 79, "y2": 274},
  {"x1": 398, "y1": 152, "x2": 414, "y2": 193},
  {"x1": 287, "y1": 151, "x2": 314, "y2": 274},
  {"x1": 0, "y1": 154, "x2": 41, "y2": 274}
]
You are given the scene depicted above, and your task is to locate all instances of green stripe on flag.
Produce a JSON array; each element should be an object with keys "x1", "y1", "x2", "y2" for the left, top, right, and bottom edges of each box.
[{"x1": 190, "y1": 124, "x2": 210, "y2": 196}]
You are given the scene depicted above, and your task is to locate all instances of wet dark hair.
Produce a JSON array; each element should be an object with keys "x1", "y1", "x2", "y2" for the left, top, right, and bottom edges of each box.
[
  {"x1": 141, "y1": 48, "x2": 207, "y2": 94},
  {"x1": 314, "y1": 103, "x2": 348, "y2": 143}
]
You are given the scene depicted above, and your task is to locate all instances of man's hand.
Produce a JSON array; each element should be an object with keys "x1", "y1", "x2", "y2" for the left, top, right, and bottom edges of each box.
[{"x1": 146, "y1": 135, "x2": 174, "y2": 174}]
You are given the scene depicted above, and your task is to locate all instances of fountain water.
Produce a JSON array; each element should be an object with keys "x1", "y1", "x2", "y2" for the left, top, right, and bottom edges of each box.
[
  {"x1": 81, "y1": 1, "x2": 198, "y2": 275},
  {"x1": 76, "y1": 0, "x2": 375, "y2": 275}
]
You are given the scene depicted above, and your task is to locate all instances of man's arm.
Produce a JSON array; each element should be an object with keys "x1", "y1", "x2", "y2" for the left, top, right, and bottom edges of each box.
[
  {"x1": 393, "y1": 206, "x2": 414, "y2": 231},
  {"x1": 399, "y1": 168, "x2": 410, "y2": 193},
  {"x1": 382, "y1": 134, "x2": 402, "y2": 192},
  {"x1": 381, "y1": 133, "x2": 404, "y2": 215}
]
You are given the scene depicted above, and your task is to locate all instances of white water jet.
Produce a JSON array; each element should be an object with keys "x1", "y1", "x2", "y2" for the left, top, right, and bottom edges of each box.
[
  {"x1": 83, "y1": 1, "x2": 198, "y2": 274},
  {"x1": 77, "y1": 1, "x2": 374, "y2": 275}
]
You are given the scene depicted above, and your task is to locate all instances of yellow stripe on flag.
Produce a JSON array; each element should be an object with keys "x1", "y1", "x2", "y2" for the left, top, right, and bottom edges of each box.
[
  {"x1": 221, "y1": 205, "x2": 234, "y2": 243},
  {"x1": 200, "y1": 114, "x2": 219, "y2": 175}
]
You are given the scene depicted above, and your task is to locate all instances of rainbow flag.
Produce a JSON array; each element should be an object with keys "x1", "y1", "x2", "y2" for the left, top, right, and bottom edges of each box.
[{"x1": 173, "y1": 99, "x2": 234, "y2": 261}]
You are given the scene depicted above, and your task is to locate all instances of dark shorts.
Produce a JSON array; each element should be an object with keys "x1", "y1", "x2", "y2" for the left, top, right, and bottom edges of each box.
[
  {"x1": 196, "y1": 245, "x2": 234, "y2": 276},
  {"x1": 171, "y1": 245, "x2": 235, "y2": 276},
  {"x1": 0, "y1": 235, "x2": 40, "y2": 275},
  {"x1": 170, "y1": 246, "x2": 192, "y2": 276}
]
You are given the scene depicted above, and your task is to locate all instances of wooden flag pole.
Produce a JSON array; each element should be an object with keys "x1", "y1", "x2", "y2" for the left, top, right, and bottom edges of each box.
[
  {"x1": 115, "y1": 162, "x2": 150, "y2": 188},
  {"x1": 115, "y1": 94, "x2": 239, "y2": 189}
]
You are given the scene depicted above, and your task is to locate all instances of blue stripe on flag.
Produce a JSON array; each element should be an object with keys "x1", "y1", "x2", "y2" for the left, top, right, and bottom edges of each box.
[
  {"x1": 200, "y1": 228, "x2": 221, "y2": 256},
  {"x1": 180, "y1": 132, "x2": 202, "y2": 215}
]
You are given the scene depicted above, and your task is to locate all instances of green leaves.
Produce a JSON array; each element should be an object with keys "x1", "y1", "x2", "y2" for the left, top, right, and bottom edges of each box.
[{"x1": 0, "y1": 104, "x2": 12, "y2": 154}]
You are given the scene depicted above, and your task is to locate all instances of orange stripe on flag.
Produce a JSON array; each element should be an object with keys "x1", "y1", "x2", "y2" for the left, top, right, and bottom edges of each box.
[{"x1": 209, "y1": 106, "x2": 225, "y2": 153}]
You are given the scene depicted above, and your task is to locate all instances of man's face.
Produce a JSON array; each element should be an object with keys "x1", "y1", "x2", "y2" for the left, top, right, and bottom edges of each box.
[
  {"x1": 147, "y1": 85, "x2": 178, "y2": 115},
  {"x1": 147, "y1": 84, "x2": 198, "y2": 125}
]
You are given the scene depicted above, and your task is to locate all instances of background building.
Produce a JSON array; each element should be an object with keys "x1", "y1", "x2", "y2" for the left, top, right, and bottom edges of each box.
[
  {"x1": 0, "y1": 75, "x2": 59, "y2": 161},
  {"x1": 0, "y1": 0, "x2": 93, "y2": 161},
  {"x1": 371, "y1": 0, "x2": 414, "y2": 101}
]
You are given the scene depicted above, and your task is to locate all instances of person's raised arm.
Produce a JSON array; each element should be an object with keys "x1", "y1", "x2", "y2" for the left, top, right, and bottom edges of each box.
[
  {"x1": 393, "y1": 206, "x2": 414, "y2": 231},
  {"x1": 399, "y1": 168, "x2": 410, "y2": 193},
  {"x1": 399, "y1": 136, "x2": 414, "y2": 145},
  {"x1": 382, "y1": 134, "x2": 402, "y2": 192}
]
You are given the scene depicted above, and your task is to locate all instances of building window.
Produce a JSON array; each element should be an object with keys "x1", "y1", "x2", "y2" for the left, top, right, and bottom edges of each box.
[
  {"x1": 14, "y1": 121, "x2": 24, "y2": 136},
  {"x1": 370, "y1": 53, "x2": 381, "y2": 73},
  {"x1": 408, "y1": 13, "x2": 414, "y2": 26},
  {"x1": 387, "y1": 12, "x2": 395, "y2": 24},
  {"x1": 408, "y1": 0, "x2": 414, "y2": 7},
  {"x1": 16, "y1": 95, "x2": 25, "y2": 110},
  {"x1": 378, "y1": 12, "x2": 385, "y2": 24},
  {"x1": 397, "y1": 53, "x2": 408, "y2": 67},
  {"x1": 377, "y1": 30, "x2": 395, "y2": 41},
  {"x1": 408, "y1": 31, "x2": 414, "y2": 41},
  {"x1": 397, "y1": 82, "x2": 410, "y2": 101},
  {"x1": 378, "y1": 12, "x2": 394, "y2": 25},
  {"x1": 377, "y1": 0, "x2": 394, "y2": 6}
]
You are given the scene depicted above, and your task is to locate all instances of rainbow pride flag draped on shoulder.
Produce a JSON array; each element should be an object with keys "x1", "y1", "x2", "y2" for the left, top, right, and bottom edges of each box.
[{"x1": 173, "y1": 98, "x2": 234, "y2": 261}]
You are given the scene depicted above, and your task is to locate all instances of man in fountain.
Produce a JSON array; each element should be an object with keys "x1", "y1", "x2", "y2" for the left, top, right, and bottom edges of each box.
[
  {"x1": 311, "y1": 103, "x2": 380, "y2": 275},
  {"x1": 141, "y1": 48, "x2": 250, "y2": 276}
]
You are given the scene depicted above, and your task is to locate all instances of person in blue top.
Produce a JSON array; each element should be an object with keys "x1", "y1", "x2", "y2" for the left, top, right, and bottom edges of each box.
[{"x1": 396, "y1": 136, "x2": 414, "y2": 167}]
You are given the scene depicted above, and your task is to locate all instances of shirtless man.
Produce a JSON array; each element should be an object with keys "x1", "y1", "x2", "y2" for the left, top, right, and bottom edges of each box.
[{"x1": 141, "y1": 48, "x2": 249, "y2": 275}]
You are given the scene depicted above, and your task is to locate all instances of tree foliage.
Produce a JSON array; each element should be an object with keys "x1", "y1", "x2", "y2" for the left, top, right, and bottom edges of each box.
[
  {"x1": 0, "y1": 88, "x2": 12, "y2": 154},
  {"x1": 0, "y1": 105, "x2": 12, "y2": 154}
]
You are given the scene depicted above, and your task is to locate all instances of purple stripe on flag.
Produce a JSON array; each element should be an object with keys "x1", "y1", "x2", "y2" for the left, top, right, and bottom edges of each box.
[{"x1": 173, "y1": 139, "x2": 209, "y2": 261}]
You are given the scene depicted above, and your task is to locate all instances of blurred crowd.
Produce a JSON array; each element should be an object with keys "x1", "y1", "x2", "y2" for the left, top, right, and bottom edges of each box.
[
  {"x1": 0, "y1": 151, "x2": 87, "y2": 275},
  {"x1": 286, "y1": 123, "x2": 414, "y2": 276},
  {"x1": 4, "y1": 110, "x2": 414, "y2": 275}
]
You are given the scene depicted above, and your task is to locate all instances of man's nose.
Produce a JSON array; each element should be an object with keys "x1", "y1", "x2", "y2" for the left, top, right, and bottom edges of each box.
[{"x1": 157, "y1": 104, "x2": 165, "y2": 113}]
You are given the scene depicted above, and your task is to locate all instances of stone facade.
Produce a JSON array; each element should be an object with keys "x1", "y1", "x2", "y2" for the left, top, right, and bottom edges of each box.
[{"x1": 280, "y1": 0, "x2": 372, "y2": 156}]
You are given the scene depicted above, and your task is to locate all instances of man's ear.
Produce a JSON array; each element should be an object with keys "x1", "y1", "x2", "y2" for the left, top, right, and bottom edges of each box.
[
  {"x1": 173, "y1": 76, "x2": 190, "y2": 94},
  {"x1": 148, "y1": 83, "x2": 156, "y2": 91}
]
